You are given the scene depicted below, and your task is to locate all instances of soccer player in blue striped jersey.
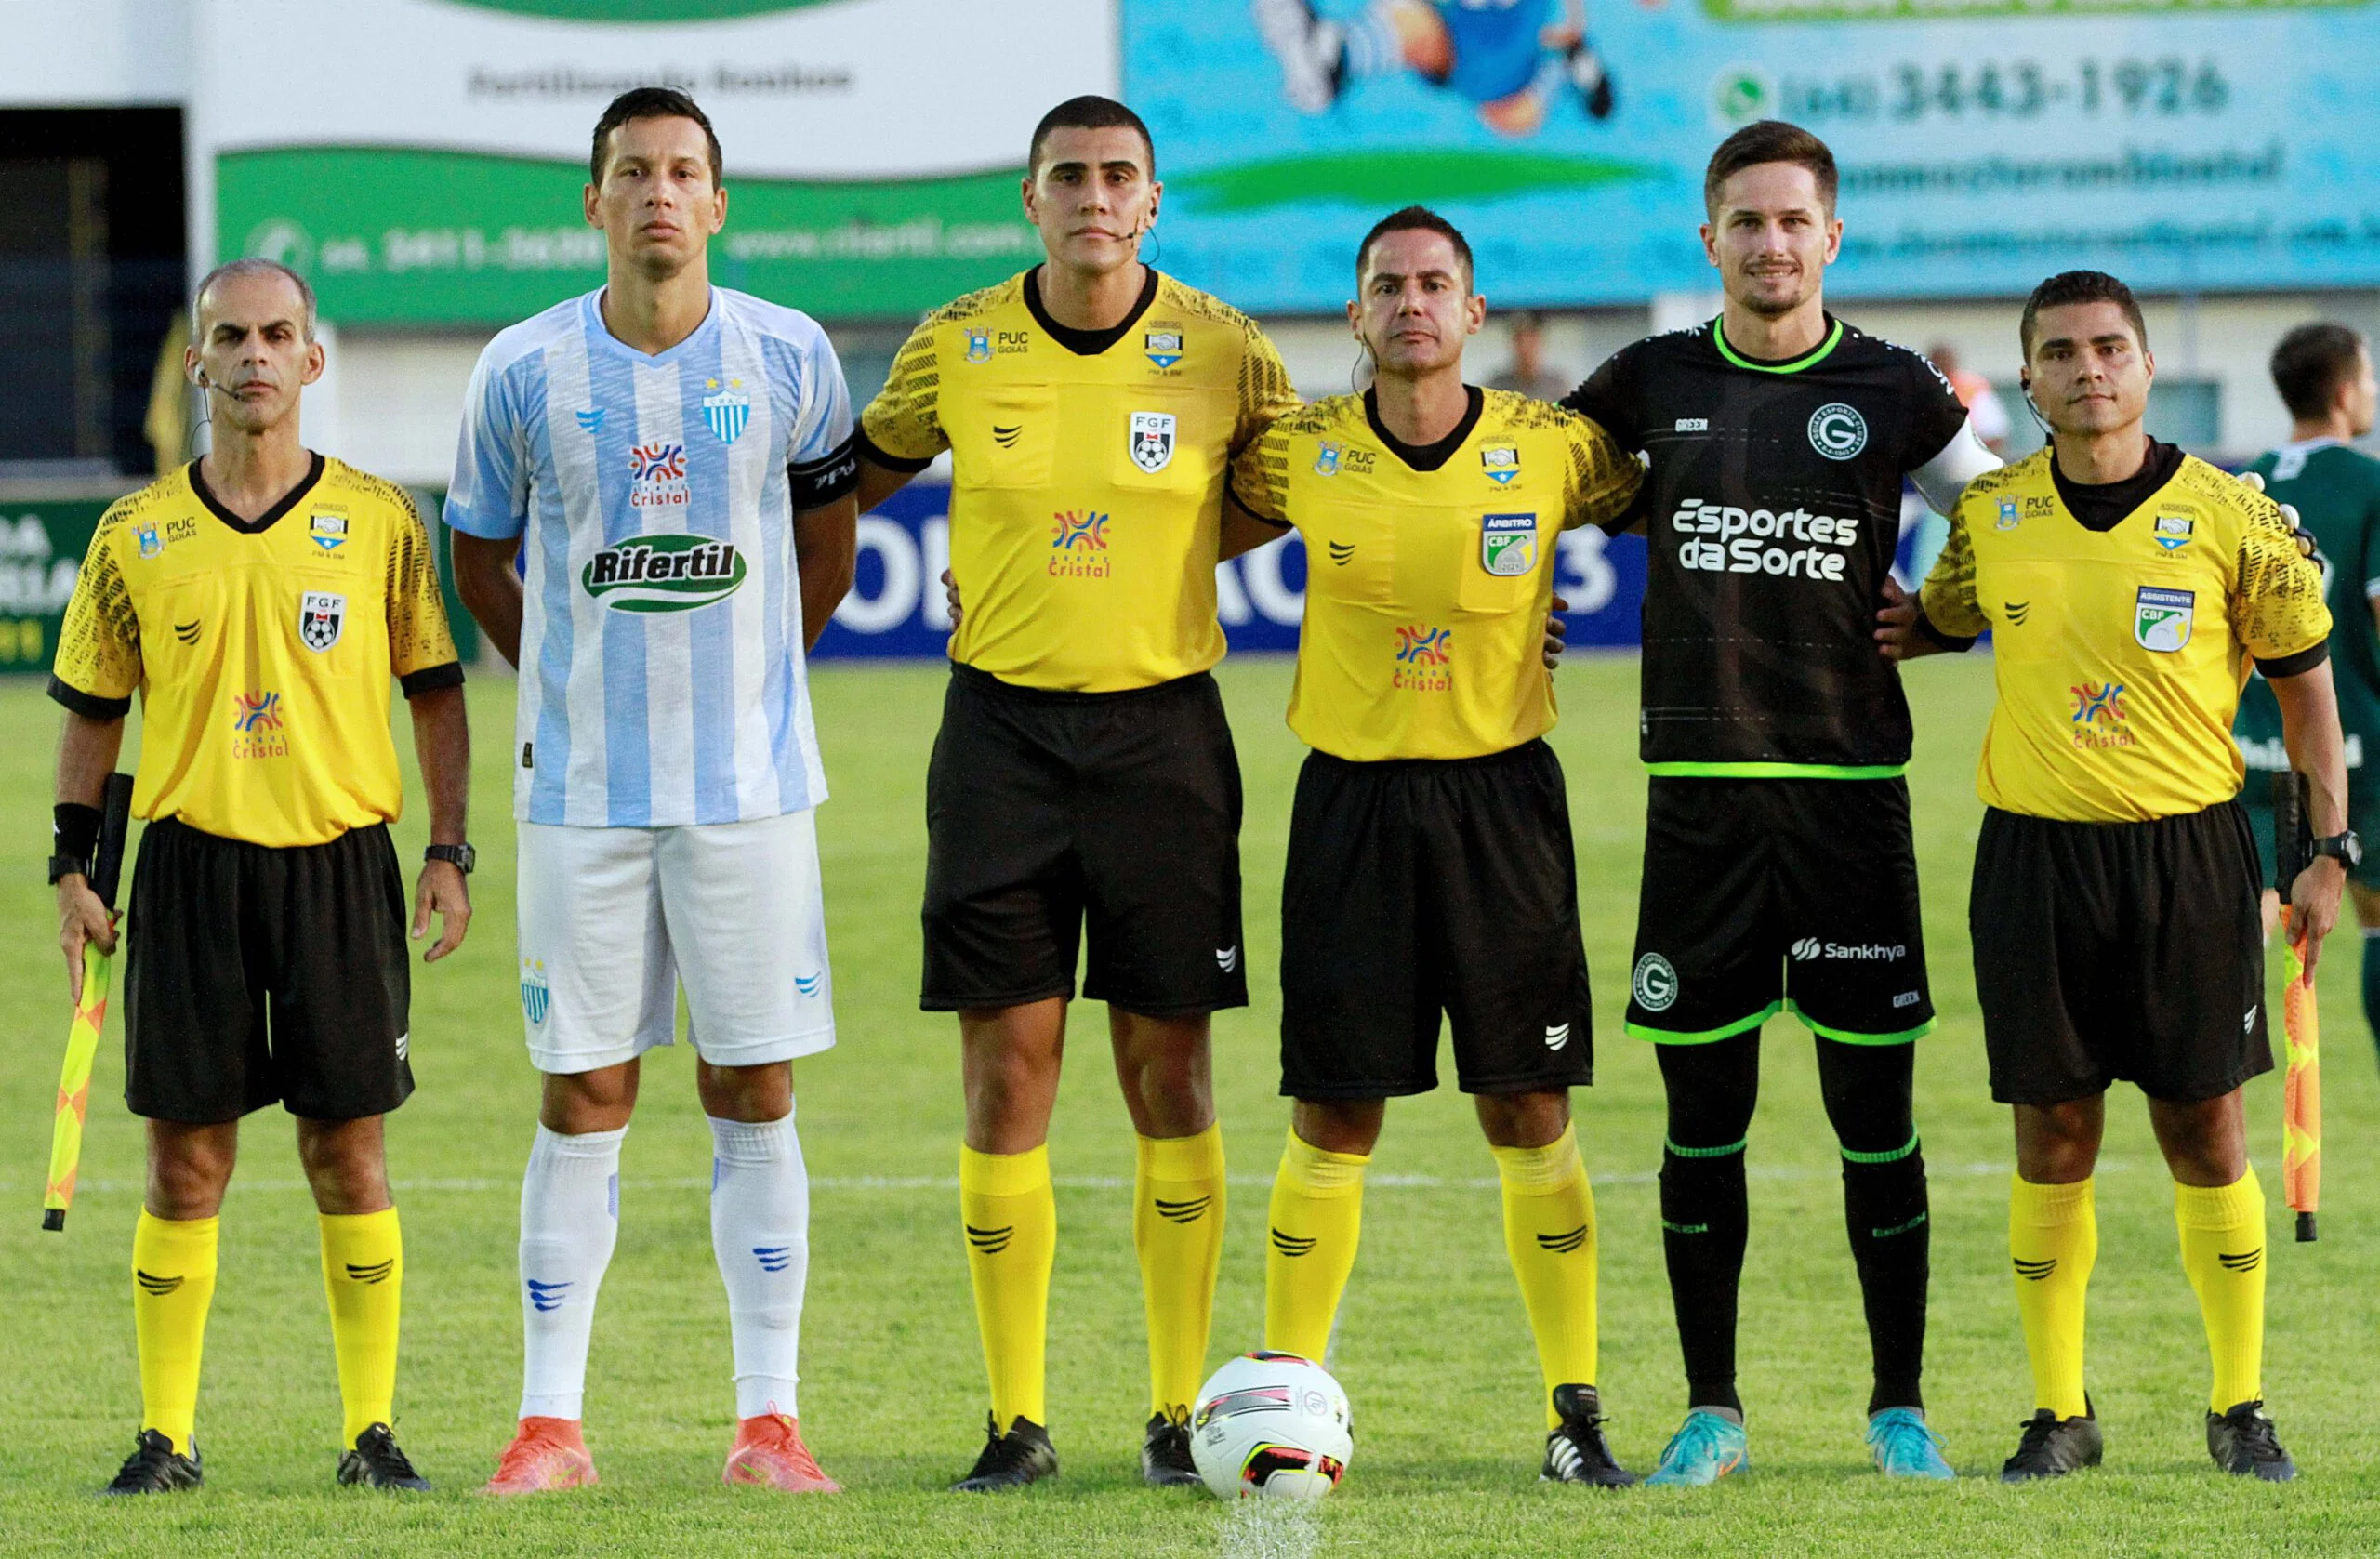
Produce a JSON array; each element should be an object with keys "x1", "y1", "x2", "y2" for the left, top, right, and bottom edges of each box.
[{"x1": 445, "y1": 87, "x2": 859, "y2": 1496}]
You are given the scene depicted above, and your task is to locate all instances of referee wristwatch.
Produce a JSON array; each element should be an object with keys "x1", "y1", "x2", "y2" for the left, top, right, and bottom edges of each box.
[
  {"x1": 2314, "y1": 830, "x2": 2363, "y2": 870},
  {"x1": 425, "y1": 842, "x2": 476, "y2": 875}
]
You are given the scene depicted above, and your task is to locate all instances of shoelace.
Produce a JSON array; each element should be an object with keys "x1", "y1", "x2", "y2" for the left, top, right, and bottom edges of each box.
[
  {"x1": 2226, "y1": 1411, "x2": 2284, "y2": 1461},
  {"x1": 1661, "y1": 1415, "x2": 1730, "y2": 1470},
  {"x1": 2011, "y1": 1417, "x2": 2062, "y2": 1457},
  {"x1": 363, "y1": 1438, "x2": 422, "y2": 1480},
  {"x1": 1871, "y1": 1414, "x2": 1939, "y2": 1466},
  {"x1": 969, "y1": 1420, "x2": 1038, "y2": 1478}
]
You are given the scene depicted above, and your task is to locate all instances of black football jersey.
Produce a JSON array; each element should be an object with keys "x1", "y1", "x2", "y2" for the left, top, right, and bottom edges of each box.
[{"x1": 1566, "y1": 316, "x2": 1969, "y2": 773}]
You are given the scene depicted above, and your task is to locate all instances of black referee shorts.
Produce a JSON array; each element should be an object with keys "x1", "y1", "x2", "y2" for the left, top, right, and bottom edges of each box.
[
  {"x1": 124, "y1": 815, "x2": 414, "y2": 1125},
  {"x1": 920, "y1": 663, "x2": 1248, "y2": 1017},
  {"x1": 1280, "y1": 740, "x2": 1593, "y2": 1099},
  {"x1": 1971, "y1": 800, "x2": 2270, "y2": 1106}
]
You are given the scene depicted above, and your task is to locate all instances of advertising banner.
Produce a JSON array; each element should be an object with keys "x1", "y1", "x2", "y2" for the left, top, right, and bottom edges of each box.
[
  {"x1": 201, "y1": 0, "x2": 1116, "y2": 324},
  {"x1": 1125, "y1": 0, "x2": 2380, "y2": 310},
  {"x1": 1, "y1": 503, "x2": 107, "y2": 680}
]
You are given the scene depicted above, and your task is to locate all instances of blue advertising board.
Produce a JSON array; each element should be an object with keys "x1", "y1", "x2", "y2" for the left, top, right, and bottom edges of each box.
[
  {"x1": 817, "y1": 482, "x2": 1655, "y2": 659},
  {"x1": 1125, "y1": 0, "x2": 2380, "y2": 308}
]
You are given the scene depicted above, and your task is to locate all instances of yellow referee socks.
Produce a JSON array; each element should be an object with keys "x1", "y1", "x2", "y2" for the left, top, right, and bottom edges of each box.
[
  {"x1": 2009, "y1": 1176, "x2": 2095, "y2": 1420},
  {"x1": 1492, "y1": 1127, "x2": 1599, "y2": 1430},
  {"x1": 959, "y1": 1143, "x2": 1056, "y2": 1429},
  {"x1": 2176, "y1": 1169, "x2": 2268, "y2": 1411},
  {"x1": 319, "y1": 1208, "x2": 403, "y2": 1447},
  {"x1": 132, "y1": 1211, "x2": 218, "y2": 1454},
  {"x1": 1264, "y1": 1132, "x2": 1368, "y2": 1363},
  {"x1": 1135, "y1": 1124, "x2": 1226, "y2": 1422}
]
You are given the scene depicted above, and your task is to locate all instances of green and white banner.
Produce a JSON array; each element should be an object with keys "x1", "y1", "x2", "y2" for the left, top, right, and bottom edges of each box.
[{"x1": 201, "y1": 0, "x2": 1116, "y2": 324}]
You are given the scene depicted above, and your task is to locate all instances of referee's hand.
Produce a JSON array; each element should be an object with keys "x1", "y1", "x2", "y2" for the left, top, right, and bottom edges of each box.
[
  {"x1": 413, "y1": 859, "x2": 471, "y2": 963},
  {"x1": 1545, "y1": 596, "x2": 1569, "y2": 669},
  {"x1": 56, "y1": 876, "x2": 114, "y2": 1004},
  {"x1": 2289, "y1": 857, "x2": 2347, "y2": 978}
]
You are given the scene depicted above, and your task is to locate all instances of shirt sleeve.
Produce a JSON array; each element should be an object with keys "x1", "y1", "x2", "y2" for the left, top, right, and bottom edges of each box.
[
  {"x1": 1559, "y1": 411, "x2": 1644, "y2": 531},
  {"x1": 1226, "y1": 416, "x2": 1291, "y2": 526},
  {"x1": 443, "y1": 349, "x2": 529, "y2": 541},
  {"x1": 1918, "y1": 496, "x2": 1988, "y2": 641},
  {"x1": 786, "y1": 328, "x2": 859, "y2": 511},
  {"x1": 1900, "y1": 352, "x2": 1975, "y2": 472},
  {"x1": 1234, "y1": 324, "x2": 1302, "y2": 456},
  {"x1": 856, "y1": 316, "x2": 946, "y2": 472},
  {"x1": 385, "y1": 488, "x2": 464, "y2": 692},
  {"x1": 48, "y1": 513, "x2": 139, "y2": 719},
  {"x1": 1907, "y1": 415, "x2": 2002, "y2": 518},
  {"x1": 1560, "y1": 347, "x2": 1641, "y2": 455},
  {"x1": 2235, "y1": 485, "x2": 2334, "y2": 668}
]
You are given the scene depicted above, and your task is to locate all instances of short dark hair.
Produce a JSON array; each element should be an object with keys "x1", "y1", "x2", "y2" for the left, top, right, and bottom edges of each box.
[
  {"x1": 590, "y1": 87, "x2": 722, "y2": 187},
  {"x1": 1703, "y1": 121, "x2": 1837, "y2": 216},
  {"x1": 1355, "y1": 205, "x2": 1474, "y2": 287},
  {"x1": 2271, "y1": 323, "x2": 2367, "y2": 422},
  {"x1": 1027, "y1": 95, "x2": 1155, "y2": 178},
  {"x1": 2020, "y1": 270, "x2": 2149, "y2": 358}
]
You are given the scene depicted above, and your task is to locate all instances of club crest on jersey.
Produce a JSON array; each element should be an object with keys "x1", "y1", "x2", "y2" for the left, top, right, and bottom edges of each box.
[
  {"x1": 628, "y1": 443, "x2": 689, "y2": 510},
  {"x1": 2154, "y1": 514, "x2": 2194, "y2": 552},
  {"x1": 1130, "y1": 411, "x2": 1176, "y2": 473},
  {"x1": 701, "y1": 378, "x2": 750, "y2": 444},
  {"x1": 1480, "y1": 513, "x2": 1538, "y2": 576},
  {"x1": 966, "y1": 328, "x2": 993, "y2": 363},
  {"x1": 1144, "y1": 330, "x2": 1183, "y2": 370},
  {"x1": 2135, "y1": 586, "x2": 2194, "y2": 652},
  {"x1": 1481, "y1": 443, "x2": 1520, "y2": 485},
  {"x1": 1996, "y1": 498, "x2": 2020, "y2": 532},
  {"x1": 136, "y1": 523, "x2": 162, "y2": 559},
  {"x1": 521, "y1": 959, "x2": 549, "y2": 1026},
  {"x1": 310, "y1": 510, "x2": 348, "y2": 551},
  {"x1": 298, "y1": 591, "x2": 345, "y2": 652},
  {"x1": 1807, "y1": 403, "x2": 1868, "y2": 460}
]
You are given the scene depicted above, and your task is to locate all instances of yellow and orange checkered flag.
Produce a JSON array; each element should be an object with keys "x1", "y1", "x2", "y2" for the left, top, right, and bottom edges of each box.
[
  {"x1": 42, "y1": 773, "x2": 131, "y2": 1234},
  {"x1": 2274, "y1": 771, "x2": 2320, "y2": 1243}
]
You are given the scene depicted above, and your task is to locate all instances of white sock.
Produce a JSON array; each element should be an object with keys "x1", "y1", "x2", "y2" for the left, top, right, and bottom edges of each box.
[
  {"x1": 517, "y1": 1123, "x2": 625, "y2": 1420},
  {"x1": 709, "y1": 1110, "x2": 811, "y2": 1420}
]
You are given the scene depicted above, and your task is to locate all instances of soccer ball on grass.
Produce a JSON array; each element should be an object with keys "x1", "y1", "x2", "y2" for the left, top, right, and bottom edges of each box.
[{"x1": 1189, "y1": 1350, "x2": 1354, "y2": 1500}]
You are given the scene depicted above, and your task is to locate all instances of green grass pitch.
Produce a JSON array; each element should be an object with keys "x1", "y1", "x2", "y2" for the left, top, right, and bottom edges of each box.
[{"x1": 5, "y1": 653, "x2": 2380, "y2": 1555}]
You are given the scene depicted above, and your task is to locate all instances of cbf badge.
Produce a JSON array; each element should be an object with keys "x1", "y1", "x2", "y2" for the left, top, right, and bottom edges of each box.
[
  {"x1": 1130, "y1": 411, "x2": 1176, "y2": 473},
  {"x1": 2135, "y1": 585, "x2": 2194, "y2": 652},
  {"x1": 298, "y1": 590, "x2": 345, "y2": 652},
  {"x1": 1480, "y1": 513, "x2": 1538, "y2": 576}
]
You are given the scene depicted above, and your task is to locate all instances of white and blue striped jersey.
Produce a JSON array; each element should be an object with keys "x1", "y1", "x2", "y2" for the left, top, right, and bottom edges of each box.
[{"x1": 446, "y1": 287, "x2": 858, "y2": 827}]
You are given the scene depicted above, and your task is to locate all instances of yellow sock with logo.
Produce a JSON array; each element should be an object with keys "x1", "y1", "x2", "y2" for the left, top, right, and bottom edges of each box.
[
  {"x1": 1492, "y1": 1126, "x2": 1599, "y2": 1430},
  {"x1": 1135, "y1": 1124, "x2": 1226, "y2": 1422},
  {"x1": 959, "y1": 1143, "x2": 1056, "y2": 1430},
  {"x1": 318, "y1": 1208, "x2": 403, "y2": 1447},
  {"x1": 132, "y1": 1211, "x2": 219, "y2": 1453},
  {"x1": 1264, "y1": 1132, "x2": 1368, "y2": 1363},
  {"x1": 2009, "y1": 1176, "x2": 2095, "y2": 1420},
  {"x1": 2175, "y1": 1169, "x2": 2268, "y2": 1411}
]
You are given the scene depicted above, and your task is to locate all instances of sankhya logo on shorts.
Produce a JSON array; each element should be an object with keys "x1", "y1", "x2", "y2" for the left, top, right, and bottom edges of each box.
[
  {"x1": 1807, "y1": 403, "x2": 1868, "y2": 460},
  {"x1": 1793, "y1": 938, "x2": 1907, "y2": 961},
  {"x1": 1632, "y1": 953, "x2": 1678, "y2": 1012}
]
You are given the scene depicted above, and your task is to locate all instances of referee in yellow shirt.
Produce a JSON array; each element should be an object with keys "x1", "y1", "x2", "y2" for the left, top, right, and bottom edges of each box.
[
  {"x1": 1231, "y1": 208, "x2": 1643, "y2": 1486},
  {"x1": 49, "y1": 258, "x2": 473, "y2": 1494},
  {"x1": 1887, "y1": 270, "x2": 2345, "y2": 1484}
]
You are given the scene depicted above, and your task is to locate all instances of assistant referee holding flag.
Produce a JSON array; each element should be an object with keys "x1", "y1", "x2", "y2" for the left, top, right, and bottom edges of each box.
[
  {"x1": 1887, "y1": 270, "x2": 2344, "y2": 1483},
  {"x1": 51, "y1": 258, "x2": 473, "y2": 1495}
]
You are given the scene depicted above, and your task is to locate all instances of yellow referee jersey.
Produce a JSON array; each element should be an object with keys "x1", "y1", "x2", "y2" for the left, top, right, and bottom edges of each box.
[
  {"x1": 51, "y1": 455, "x2": 462, "y2": 848},
  {"x1": 859, "y1": 266, "x2": 1299, "y2": 693},
  {"x1": 1232, "y1": 388, "x2": 1640, "y2": 761},
  {"x1": 1922, "y1": 447, "x2": 2329, "y2": 823}
]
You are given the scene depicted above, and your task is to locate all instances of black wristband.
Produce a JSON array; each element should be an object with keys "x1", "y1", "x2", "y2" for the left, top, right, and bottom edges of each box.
[{"x1": 53, "y1": 802, "x2": 101, "y2": 861}]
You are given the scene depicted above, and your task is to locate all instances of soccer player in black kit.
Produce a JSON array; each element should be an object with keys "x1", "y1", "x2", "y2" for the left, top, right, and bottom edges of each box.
[{"x1": 1564, "y1": 121, "x2": 1999, "y2": 1483}]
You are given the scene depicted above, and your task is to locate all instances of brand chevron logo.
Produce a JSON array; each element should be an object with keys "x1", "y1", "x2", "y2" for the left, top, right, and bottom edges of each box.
[
  {"x1": 2005, "y1": 601, "x2": 2030, "y2": 627},
  {"x1": 1215, "y1": 945, "x2": 1240, "y2": 973},
  {"x1": 1328, "y1": 540, "x2": 1355, "y2": 565},
  {"x1": 1156, "y1": 1196, "x2": 1210, "y2": 1225},
  {"x1": 794, "y1": 971, "x2": 822, "y2": 998},
  {"x1": 173, "y1": 619, "x2": 200, "y2": 645},
  {"x1": 525, "y1": 1277, "x2": 573, "y2": 1312},
  {"x1": 135, "y1": 1269, "x2": 183, "y2": 1296},
  {"x1": 345, "y1": 1259, "x2": 394, "y2": 1285},
  {"x1": 2013, "y1": 1257, "x2": 2056, "y2": 1281},
  {"x1": 2218, "y1": 1248, "x2": 2264, "y2": 1274},
  {"x1": 1543, "y1": 1022, "x2": 1570, "y2": 1050},
  {"x1": 1270, "y1": 1228, "x2": 1316, "y2": 1258},
  {"x1": 1536, "y1": 1224, "x2": 1589, "y2": 1253},
  {"x1": 753, "y1": 1245, "x2": 795, "y2": 1273},
  {"x1": 966, "y1": 1223, "x2": 1013, "y2": 1254},
  {"x1": 992, "y1": 424, "x2": 1021, "y2": 448}
]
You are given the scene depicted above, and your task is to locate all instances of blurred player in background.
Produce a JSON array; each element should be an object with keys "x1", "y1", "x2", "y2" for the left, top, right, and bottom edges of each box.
[
  {"x1": 1489, "y1": 310, "x2": 1573, "y2": 400},
  {"x1": 445, "y1": 87, "x2": 860, "y2": 1496},
  {"x1": 2232, "y1": 324, "x2": 2380, "y2": 1061},
  {"x1": 1233, "y1": 207, "x2": 1643, "y2": 1486},
  {"x1": 1565, "y1": 121, "x2": 1999, "y2": 1486},
  {"x1": 1254, "y1": 0, "x2": 1614, "y2": 135},
  {"x1": 854, "y1": 95, "x2": 1300, "y2": 1492},
  {"x1": 1890, "y1": 270, "x2": 2344, "y2": 1483},
  {"x1": 53, "y1": 258, "x2": 471, "y2": 1494}
]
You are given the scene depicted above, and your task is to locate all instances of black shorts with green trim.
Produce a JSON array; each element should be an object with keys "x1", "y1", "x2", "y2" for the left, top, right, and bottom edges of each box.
[
  {"x1": 2237, "y1": 765, "x2": 2380, "y2": 892},
  {"x1": 1624, "y1": 774, "x2": 1933, "y2": 1045},
  {"x1": 1972, "y1": 801, "x2": 2270, "y2": 1106}
]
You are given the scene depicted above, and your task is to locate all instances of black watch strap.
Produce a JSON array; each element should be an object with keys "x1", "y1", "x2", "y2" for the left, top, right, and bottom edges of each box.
[
  {"x1": 2315, "y1": 830, "x2": 2362, "y2": 866},
  {"x1": 426, "y1": 842, "x2": 476, "y2": 875}
]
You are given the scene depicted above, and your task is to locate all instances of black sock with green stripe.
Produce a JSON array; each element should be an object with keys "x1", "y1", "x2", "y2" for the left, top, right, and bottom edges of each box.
[
  {"x1": 1657, "y1": 1032, "x2": 1760, "y2": 1414},
  {"x1": 1818, "y1": 1037, "x2": 1928, "y2": 1416}
]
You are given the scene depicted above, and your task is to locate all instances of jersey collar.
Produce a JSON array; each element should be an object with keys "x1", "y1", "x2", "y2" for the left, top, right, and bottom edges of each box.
[
  {"x1": 187, "y1": 451, "x2": 326, "y2": 536},
  {"x1": 1023, "y1": 264, "x2": 1160, "y2": 357},
  {"x1": 1365, "y1": 385, "x2": 1484, "y2": 473},
  {"x1": 1712, "y1": 313, "x2": 1844, "y2": 375},
  {"x1": 582, "y1": 285, "x2": 720, "y2": 368}
]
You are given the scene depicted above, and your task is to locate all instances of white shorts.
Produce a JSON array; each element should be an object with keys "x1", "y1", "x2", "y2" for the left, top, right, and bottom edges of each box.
[{"x1": 516, "y1": 810, "x2": 836, "y2": 1075}]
